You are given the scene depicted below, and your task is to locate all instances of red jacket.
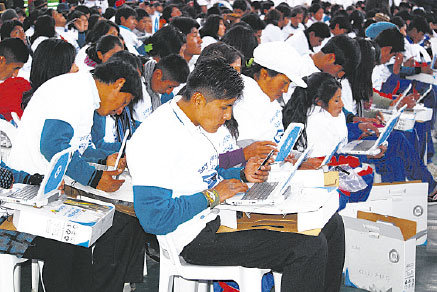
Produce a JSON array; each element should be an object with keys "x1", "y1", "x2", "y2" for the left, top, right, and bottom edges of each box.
[{"x1": 0, "y1": 77, "x2": 31, "y2": 121}]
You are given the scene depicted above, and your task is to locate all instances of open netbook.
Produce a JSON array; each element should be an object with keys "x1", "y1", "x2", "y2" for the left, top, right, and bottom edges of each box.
[
  {"x1": 275, "y1": 123, "x2": 304, "y2": 162},
  {"x1": 226, "y1": 147, "x2": 311, "y2": 206},
  {"x1": 0, "y1": 148, "x2": 72, "y2": 207},
  {"x1": 340, "y1": 105, "x2": 406, "y2": 156}
]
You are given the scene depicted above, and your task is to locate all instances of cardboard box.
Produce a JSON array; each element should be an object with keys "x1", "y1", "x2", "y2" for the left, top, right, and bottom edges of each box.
[
  {"x1": 11, "y1": 197, "x2": 115, "y2": 247},
  {"x1": 340, "y1": 181, "x2": 428, "y2": 245},
  {"x1": 343, "y1": 212, "x2": 416, "y2": 292}
]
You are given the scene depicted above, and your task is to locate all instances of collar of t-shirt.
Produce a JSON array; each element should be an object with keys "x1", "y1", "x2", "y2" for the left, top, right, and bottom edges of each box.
[
  {"x1": 119, "y1": 25, "x2": 131, "y2": 32},
  {"x1": 169, "y1": 96, "x2": 202, "y2": 136}
]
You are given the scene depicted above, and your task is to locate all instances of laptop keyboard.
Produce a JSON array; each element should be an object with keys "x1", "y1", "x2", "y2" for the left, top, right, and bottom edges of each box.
[
  {"x1": 242, "y1": 182, "x2": 279, "y2": 201},
  {"x1": 8, "y1": 185, "x2": 39, "y2": 201},
  {"x1": 352, "y1": 140, "x2": 374, "y2": 151}
]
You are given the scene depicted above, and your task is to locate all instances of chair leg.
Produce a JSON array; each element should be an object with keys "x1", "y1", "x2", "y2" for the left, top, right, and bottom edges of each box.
[
  {"x1": 174, "y1": 277, "x2": 198, "y2": 292},
  {"x1": 158, "y1": 268, "x2": 174, "y2": 292},
  {"x1": 197, "y1": 280, "x2": 209, "y2": 292},
  {"x1": 238, "y1": 269, "x2": 265, "y2": 292},
  {"x1": 31, "y1": 259, "x2": 40, "y2": 292},
  {"x1": 143, "y1": 253, "x2": 148, "y2": 276},
  {"x1": 273, "y1": 272, "x2": 282, "y2": 292},
  {"x1": 0, "y1": 255, "x2": 19, "y2": 292},
  {"x1": 13, "y1": 264, "x2": 21, "y2": 292}
]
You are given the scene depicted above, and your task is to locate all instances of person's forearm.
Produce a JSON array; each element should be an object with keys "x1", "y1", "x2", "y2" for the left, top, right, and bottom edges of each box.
[{"x1": 133, "y1": 185, "x2": 207, "y2": 235}]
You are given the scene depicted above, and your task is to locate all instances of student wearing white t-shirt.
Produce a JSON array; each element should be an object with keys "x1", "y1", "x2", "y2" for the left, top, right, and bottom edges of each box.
[
  {"x1": 8, "y1": 61, "x2": 141, "y2": 192},
  {"x1": 115, "y1": 6, "x2": 143, "y2": 55},
  {"x1": 199, "y1": 14, "x2": 226, "y2": 50},
  {"x1": 233, "y1": 42, "x2": 307, "y2": 144},
  {"x1": 281, "y1": 7, "x2": 305, "y2": 40},
  {"x1": 127, "y1": 57, "x2": 345, "y2": 292},
  {"x1": 260, "y1": 9, "x2": 287, "y2": 43},
  {"x1": 285, "y1": 22, "x2": 330, "y2": 56}
]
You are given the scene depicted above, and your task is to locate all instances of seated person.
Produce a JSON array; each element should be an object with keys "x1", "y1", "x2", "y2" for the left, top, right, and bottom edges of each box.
[
  {"x1": 0, "y1": 38, "x2": 30, "y2": 121},
  {"x1": 127, "y1": 57, "x2": 345, "y2": 292}
]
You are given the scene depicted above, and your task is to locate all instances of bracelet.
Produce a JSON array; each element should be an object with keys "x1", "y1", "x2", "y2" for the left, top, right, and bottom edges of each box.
[
  {"x1": 202, "y1": 189, "x2": 220, "y2": 209},
  {"x1": 240, "y1": 168, "x2": 248, "y2": 183}
]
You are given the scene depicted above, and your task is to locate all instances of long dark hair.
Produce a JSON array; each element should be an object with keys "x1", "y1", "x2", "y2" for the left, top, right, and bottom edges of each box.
[
  {"x1": 282, "y1": 72, "x2": 341, "y2": 149},
  {"x1": 86, "y1": 34, "x2": 123, "y2": 64},
  {"x1": 199, "y1": 15, "x2": 223, "y2": 40},
  {"x1": 22, "y1": 39, "x2": 76, "y2": 109},
  {"x1": 347, "y1": 38, "x2": 380, "y2": 114},
  {"x1": 85, "y1": 19, "x2": 119, "y2": 44},
  {"x1": 30, "y1": 15, "x2": 55, "y2": 44}
]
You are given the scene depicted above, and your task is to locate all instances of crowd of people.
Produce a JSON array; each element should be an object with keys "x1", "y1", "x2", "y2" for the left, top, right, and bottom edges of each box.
[{"x1": 0, "y1": 0, "x2": 437, "y2": 291}]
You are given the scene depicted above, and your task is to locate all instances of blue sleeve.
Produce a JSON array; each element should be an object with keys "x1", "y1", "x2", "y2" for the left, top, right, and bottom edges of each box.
[
  {"x1": 91, "y1": 111, "x2": 122, "y2": 154},
  {"x1": 77, "y1": 32, "x2": 86, "y2": 48},
  {"x1": 346, "y1": 122, "x2": 363, "y2": 142},
  {"x1": 40, "y1": 119, "x2": 100, "y2": 187},
  {"x1": 133, "y1": 185, "x2": 208, "y2": 235},
  {"x1": 0, "y1": 161, "x2": 29, "y2": 183},
  {"x1": 387, "y1": 64, "x2": 417, "y2": 76},
  {"x1": 217, "y1": 166, "x2": 241, "y2": 180}
]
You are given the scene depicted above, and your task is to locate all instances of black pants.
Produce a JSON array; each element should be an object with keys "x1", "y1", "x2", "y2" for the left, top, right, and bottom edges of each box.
[
  {"x1": 92, "y1": 211, "x2": 147, "y2": 292},
  {"x1": 23, "y1": 237, "x2": 92, "y2": 292},
  {"x1": 181, "y1": 213, "x2": 345, "y2": 292}
]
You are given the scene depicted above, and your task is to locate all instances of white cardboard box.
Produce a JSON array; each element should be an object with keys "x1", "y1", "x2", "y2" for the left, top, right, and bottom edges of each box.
[
  {"x1": 339, "y1": 181, "x2": 428, "y2": 245},
  {"x1": 11, "y1": 197, "x2": 115, "y2": 247},
  {"x1": 343, "y1": 212, "x2": 416, "y2": 292}
]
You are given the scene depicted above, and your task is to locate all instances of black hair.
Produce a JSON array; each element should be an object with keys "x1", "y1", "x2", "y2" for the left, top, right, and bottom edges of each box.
[
  {"x1": 22, "y1": 39, "x2": 75, "y2": 109},
  {"x1": 75, "y1": 5, "x2": 90, "y2": 15},
  {"x1": 207, "y1": 6, "x2": 221, "y2": 16},
  {"x1": 347, "y1": 38, "x2": 380, "y2": 106},
  {"x1": 103, "y1": 7, "x2": 116, "y2": 19},
  {"x1": 374, "y1": 27, "x2": 405, "y2": 53},
  {"x1": 321, "y1": 35, "x2": 361, "y2": 78},
  {"x1": 282, "y1": 72, "x2": 341, "y2": 149},
  {"x1": 412, "y1": 8, "x2": 426, "y2": 18},
  {"x1": 260, "y1": 1, "x2": 274, "y2": 15},
  {"x1": 199, "y1": 14, "x2": 223, "y2": 39},
  {"x1": 244, "y1": 62, "x2": 280, "y2": 80},
  {"x1": 90, "y1": 6, "x2": 101, "y2": 15},
  {"x1": 66, "y1": 10, "x2": 85, "y2": 30},
  {"x1": 88, "y1": 14, "x2": 101, "y2": 31},
  {"x1": 276, "y1": 5, "x2": 291, "y2": 18},
  {"x1": 86, "y1": 19, "x2": 119, "y2": 44},
  {"x1": 365, "y1": 0, "x2": 390, "y2": 16},
  {"x1": 155, "y1": 54, "x2": 189, "y2": 84},
  {"x1": 161, "y1": 4, "x2": 179, "y2": 23},
  {"x1": 183, "y1": 57, "x2": 243, "y2": 102},
  {"x1": 407, "y1": 16, "x2": 432, "y2": 35},
  {"x1": 309, "y1": 3, "x2": 322, "y2": 15},
  {"x1": 221, "y1": 24, "x2": 257, "y2": 64},
  {"x1": 349, "y1": 10, "x2": 365, "y2": 37},
  {"x1": 290, "y1": 6, "x2": 304, "y2": 17},
  {"x1": 144, "y1": 25, "x2": 186, "y2": 58},
  {"x1": 115, "y1": 6, "x2": 137, "y2": 25},
  {"x1": 135, "y1": 8, "x2": 149, "y2": 21},
  {"x1": 329, "y1": 15, "x2": 351, "y2": 32},
  {"x1": 93, "y1": 60, "x2": 142, "y2": 102},
  {"x1": 0, "y1": 37, "x2": 28, "y2": 63},
  {"x1": 199, "y1": 42, "x2": 243, "y2": 66},
  {"x1": 170, "y1": 17, "x2": 199, "y2": 35},
  {"x1": 30, "y1": 15, "x2": 55, "y2": 44},
  {"x1": 251, "y1": 1, "x2": 261, "y2": 11},
  {"x1": 394, "y1": 10, "x2": 412, "y2": 22},
  {"x1": 86, "y1": 34, "x2": 123, "y2": 64},
  {"x1": 306, "y1": 22, "x2": 330, "y2": 38},
  {"x1": 232, "y1": 0, "x2": 247, "y2": 12},
  {"x1": 391, "y1": 16, "x2": 405, "y2": 29},
  {"x1": 241, "y1": 13, "x2": 266, "y2": 31},
  {"x1": 0, "y1": 20, "x2": 23, "y2": 40},
  {"x1": 264, "y1": 9, "x2": 282, "y2": 26}
]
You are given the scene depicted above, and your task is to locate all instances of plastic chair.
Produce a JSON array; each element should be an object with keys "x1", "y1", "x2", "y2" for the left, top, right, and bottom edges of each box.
[
  {"x1": 10, "y1": 113, "x2": 20, "y2": 128},
  {"x1": 157, "y1": 233, "x2": 276, "y2": 292},
  {"x1": 0, "y1": 119, "x2": 17, "y2": 164},
  {"x1": 0, "y1": 254, "x2": 41, "y2": 292}
]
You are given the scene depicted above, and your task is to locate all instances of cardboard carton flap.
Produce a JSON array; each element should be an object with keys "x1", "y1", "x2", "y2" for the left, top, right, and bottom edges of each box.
[{"x1": 357, "y1": 211, "x2": 417, "y2": 241}]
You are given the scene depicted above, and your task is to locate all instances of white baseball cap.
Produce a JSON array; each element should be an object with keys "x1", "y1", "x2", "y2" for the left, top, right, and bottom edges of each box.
[{"x1": 253, "y1": 41, "x2": 307, "y2": 88}]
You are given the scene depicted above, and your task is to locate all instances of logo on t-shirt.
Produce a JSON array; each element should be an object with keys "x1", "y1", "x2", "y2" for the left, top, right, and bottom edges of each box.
[{"x1": 202, "y1": 171, "x2": 218, "y2": 189}]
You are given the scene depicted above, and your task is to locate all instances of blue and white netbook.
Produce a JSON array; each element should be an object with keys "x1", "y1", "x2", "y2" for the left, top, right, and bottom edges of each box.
[
  {"x1": 0, "y1": 148, "x2": 72, "y2": 207},
  {"x1": 340, "y1": 105, "x2": 407, "y2": 156},
  {"x1": 275, "y1": 123, "x2": 304, "y2": 162},
  {"x1": 320, "y1": 142, "x2": 341, "y2": 169}
]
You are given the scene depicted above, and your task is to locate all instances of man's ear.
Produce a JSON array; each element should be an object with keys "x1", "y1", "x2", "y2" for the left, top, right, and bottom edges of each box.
[
  {"x1": 113, "y1": 78, "x2": 126, "y2": 91},
  {"x1": 0, "y1": 56, "x2": 6, "y2": 66},
  {"x1": 326, "y1": 53, "x2": 336, "y2": 64},
  {"x1": 192, "y1": 92, "x2": 206, "y2": 106},
  {"x1": 97, "y1": 51, "x2": 104, "y2": 62},
  {"x1": 315, "y1": 98, "x2": 323, "y2": 107},
  {"x1": 120, "y1": 16, "x2": 126, "y2": 24},
  {"x1": 154, "y1": 68, "x2": 163, "y2": 80}
]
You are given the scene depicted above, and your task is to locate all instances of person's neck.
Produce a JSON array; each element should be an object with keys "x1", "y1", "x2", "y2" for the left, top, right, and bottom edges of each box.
[
  {"x1": 176, "y1": 98, "x2": 198, "y2": 126},
  {"x1": 311, "y1": 53, "x2": 323, "y2": 71},
  {"x1": 183, "y1": 53, "x2": 193, "y2": 63}
]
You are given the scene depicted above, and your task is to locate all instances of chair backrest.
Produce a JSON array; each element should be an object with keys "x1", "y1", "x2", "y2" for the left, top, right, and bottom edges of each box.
[
  {"x1": 0, "y1": 119, "x2": 17, "y2": 163},
  {"x1": 157, "y1": 234, "x2": 184, "y2": 270},
  {"x1": 10, "y1": 112, "x2": 21, "y2": 127}
]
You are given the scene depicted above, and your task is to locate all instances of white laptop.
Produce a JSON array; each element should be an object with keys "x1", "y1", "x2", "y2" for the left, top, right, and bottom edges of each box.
[
  {"x1": 0, "y1": 148, "x2": 72, "y2": 207},
  {"x1": 340, "y1": 105, "x2": 406, "y2": 156},
  {"x1": 226, "y1": 147, "x2": 311, "y2": 206},
  {"x1": 275, "y1": 123, "x2": 304, "y2": 162}
]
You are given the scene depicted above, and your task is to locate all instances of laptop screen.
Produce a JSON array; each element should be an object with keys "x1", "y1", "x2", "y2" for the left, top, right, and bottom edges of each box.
[
  {"x1": 376, "y1": 113, "x2": 401, "y2": 147},
  {"x1": 321, "y1": 142, "x2": 341, "y2": 166},
  {"x1": 276, "y1": 123, "x2": 303, "y2": 162},
  {"x1": 43, "y1": 150, "x2": 70, "y2": 195}
]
